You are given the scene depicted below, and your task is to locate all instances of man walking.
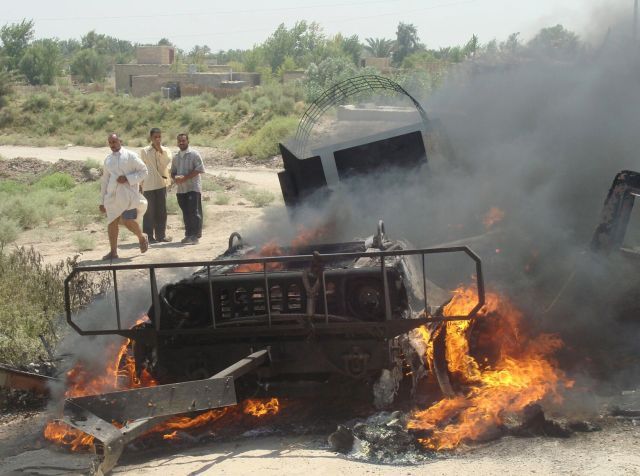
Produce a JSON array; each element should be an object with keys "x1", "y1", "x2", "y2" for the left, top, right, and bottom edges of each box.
[
  {"x1": 141, "y1": 128, "x2": 172, "y2": 243},
  {"x1": 171, "y1": 133, "x2": 205, "y2": 245},
  {"x1": 100, "y1": 133, "x2": 149, "y2": 260}
]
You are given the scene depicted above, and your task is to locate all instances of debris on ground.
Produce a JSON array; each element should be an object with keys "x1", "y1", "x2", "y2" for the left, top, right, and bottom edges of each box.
[{"x1": 0, "y1": 157, "x2": 101, "y2": 183}]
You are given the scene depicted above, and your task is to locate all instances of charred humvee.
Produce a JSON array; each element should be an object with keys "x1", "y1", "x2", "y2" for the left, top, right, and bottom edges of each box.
[
  {"x1": 131, "y1": 224, "x2": 483, "y2": 404},
  {"x1": 58, "y1": 76, "x2": 483, "y2": 474}
]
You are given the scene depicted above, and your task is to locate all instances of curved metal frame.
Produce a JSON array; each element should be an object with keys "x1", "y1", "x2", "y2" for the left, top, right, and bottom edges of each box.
[{"x1": 294, "y1": 75, "x2": 429, "y2": 156}]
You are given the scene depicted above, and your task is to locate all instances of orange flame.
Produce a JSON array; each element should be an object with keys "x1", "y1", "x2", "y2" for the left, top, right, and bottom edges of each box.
[
  {"x1": 162, "y1": 431, "x2": 178, "y2": 440},
  {"x1": 483, "y1": 207, "x2": 505, "y2": 230},
  {"x1": 234, "y1": 241, "x2": 285, "y2": 273},
  {"x1": 243, "y1": 398, "x2": 280, "y2": 417},
  {"x1": 408, "y1": 287, "x2": 573, "y2": 450},
  {"x1": 44, "y1": 316, "x2": 281, "y2": 451},
  {"x1": 234, "y1": 224, "x2": 331, "y2": 273}
]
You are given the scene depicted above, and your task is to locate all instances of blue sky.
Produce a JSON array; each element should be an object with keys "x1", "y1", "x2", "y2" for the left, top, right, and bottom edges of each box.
[{"x1": 0, "y1": 0, "x2": 629, "y2": 51}]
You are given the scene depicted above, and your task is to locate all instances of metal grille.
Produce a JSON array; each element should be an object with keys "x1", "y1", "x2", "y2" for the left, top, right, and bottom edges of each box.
[{"x1": 64, "y1": 246, "x2": 484, "y2": 337}]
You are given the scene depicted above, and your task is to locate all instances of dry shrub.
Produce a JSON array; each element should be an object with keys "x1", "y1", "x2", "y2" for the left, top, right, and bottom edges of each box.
[{"x1": 0, "y1": 247, "x2": 110, "y2": 365}]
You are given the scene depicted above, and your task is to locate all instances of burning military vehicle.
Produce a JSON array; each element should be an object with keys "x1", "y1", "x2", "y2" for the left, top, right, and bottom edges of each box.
[{"x1": 43, "y1": 76, "x2": 581, "y2": 474}]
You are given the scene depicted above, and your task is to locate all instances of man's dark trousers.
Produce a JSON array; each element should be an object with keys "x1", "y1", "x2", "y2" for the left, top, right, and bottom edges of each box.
[
  {"x1": 177, "y1": 191, "x2": 202, "y2": 238},
  {"x1": 143, "y1": 188, "x2": 168, "y2": 240}
]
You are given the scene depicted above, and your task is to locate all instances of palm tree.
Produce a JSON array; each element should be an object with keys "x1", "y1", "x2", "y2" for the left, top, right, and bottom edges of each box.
[
  {"x1": 364, "y1": 37, "x2": 394, "y2": 58},
  {"x1": 394, "y1": 23, "x2": 420, "y2": 64}
]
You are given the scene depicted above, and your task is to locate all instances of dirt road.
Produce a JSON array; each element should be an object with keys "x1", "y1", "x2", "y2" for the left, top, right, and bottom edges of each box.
[
  {"x1": 1, "y1": 412, "x2": 639, "y2": 475},
  {"x1": 0, "y1": 145, "x2": 281, "y2": 194},
  {"x1": 0, "y1": 145, "x2": 110, "y2": 163}
]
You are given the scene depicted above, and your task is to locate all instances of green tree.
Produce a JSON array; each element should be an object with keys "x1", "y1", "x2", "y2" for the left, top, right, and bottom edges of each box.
[
  {"x1": 187, "y1": 44, "x2": 211, "y2": 64},
  {"x1": 0, "y1": 69, "x2": 14, "y2": 109},
  {"x1": 0, "y1": 19, "x2": 34, "y2": 71},
  {"x1": 528, "y1": 24, "x2": 580, "y2": 59},
  {"x1": 241, "y1": 47, "x2": 264, "y2": 72},
  {"x1": 500, "y1": 32, "x2": 521, "y2": 55},
  {"x1": 58, "y1": 39, "x2": 81, "y2": 59},
  {"x1": 402, "y1": 50, "x2": 437, "y2": 69},
  {"x1": 157, "y1": 38, "x2": 173, "y2": 46},
  {"x1": 336, "y1": 34, "x2": 361, "y2": 65},
  {"x1": 18, "y1": 39, "x2": 61, "y2": 85},
  {"x1": 80, "y1": 30, "x2": 135, "y2": 65},
  {"x1": 364, "y1": 37, "x2": 394, "y2": 57},
  {"x1": 393, "y1": 22, "x2": 420, "y2": 65},
  {"x1": 463, "y1": 34, "x2": 480, "y2": 58},
  {"x1": 70, "y1": 48, "x2": 107, "y2": 83},
  {"x1": 304, "y1": 56, "x2": 376, "y2": 101},
  {"x1": 262, "y1": 21, "x2": 325, "y2": 72}
]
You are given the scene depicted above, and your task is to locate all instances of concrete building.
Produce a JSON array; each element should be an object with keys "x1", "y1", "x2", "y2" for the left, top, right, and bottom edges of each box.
[
  {"x1": 136, "y1": 46, "x2": 175, "y2": 65},
  {"x1": 360, "y1": 57, "x2": 393, "y2": 73},
  {"x1": 115, "y1": 46, "x2": 260, "y2": 97}
]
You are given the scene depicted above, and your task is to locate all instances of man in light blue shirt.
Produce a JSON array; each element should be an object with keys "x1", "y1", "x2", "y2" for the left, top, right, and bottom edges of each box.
[{"x1": 171, "y1": 133, "x2": 205, "y2": 245}]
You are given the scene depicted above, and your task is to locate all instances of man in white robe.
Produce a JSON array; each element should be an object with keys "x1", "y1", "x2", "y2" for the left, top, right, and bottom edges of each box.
[{"x1": 99, "y1": 133, "x2": 149, "y2": 260}]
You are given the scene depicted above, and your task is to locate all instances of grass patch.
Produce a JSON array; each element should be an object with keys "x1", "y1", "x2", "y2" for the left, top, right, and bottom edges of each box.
[
  {"x1": 0, "y1": 217, "x2": 20, "y2": 249},
  {"x1": 73, "y1": 234, "x2": 96, "y2": 251},
  {"x1": 214, "y1": 192, "x2": 230, "y2": 205},
  {"x1": 201, "y1": 175, "x2": 223, "y2": 192},
  {"x1": 34, "y1": 172, "x2": 76, "y2": 191},
  {"x1": 0, "y1": 85, "x2": 303, "y2": 156},
  {"x1": 0, "y1": 180, "x2": 27, "y2": 194},
  {"x1": 82, "y1": 158, "x2": 102, "y2": 171},
  {"x1": 3, "y1": 198, "x2": 42, "y2": 229},
  {"x1": 243, "y1": 188, "x2": 275, "y2": 207},
  {"x1": 235, "y1": 116, "x2": 298, "y2": 160}
]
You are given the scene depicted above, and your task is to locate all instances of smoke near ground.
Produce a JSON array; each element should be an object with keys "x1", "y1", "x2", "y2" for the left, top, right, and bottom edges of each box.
[{"x1": 246, "y1": 9, "x2": 640, "y2": 388}]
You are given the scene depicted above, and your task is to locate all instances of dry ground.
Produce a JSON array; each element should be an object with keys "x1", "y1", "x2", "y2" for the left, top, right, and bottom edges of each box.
[
  {"x1": 0, "y1": 410, "x2": 639, "y2": 475},
  {"x1": 1, "y1": 146, "x2": 640, "y2": 475}
]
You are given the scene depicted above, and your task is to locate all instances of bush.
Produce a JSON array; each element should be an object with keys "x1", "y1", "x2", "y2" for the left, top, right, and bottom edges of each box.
[
  {"x1": 22, "y1": 93, "x2": 51, "y2": 112},
  {"x1": 235, "y1": 116, "x2": 297, "y2": 160},
  {"x1": 4, "y1": 198, "x2": 41, "y2": 229},
  {"x1": 201, "y1": 175, "x2": 222, "y2": 192},
  {"x1": 72, "y1": 213, "x2": 92, "y2": 230},
  {"x1": 67, "y1": 182, "x2": 102, "y2": 229},
  {"x1": 243, "y1": 188, "x2": 275, "y2": 207},
  {"x1": 273, "y1": 96, "x2": 295, "y2": 116},
  {"x1": 73, "y1": 234, "x2": 96, "y2": 251},
  {"x1": 213, "y1": 98, "x2": 234, "y2": 114},
  {"x1": 0, "y1": 180, "x2": 26, "y2": 194},
  {"x1": 82, "y1": 157, "x2": 102, "y2": 171},
  {"x1": 214, "y1": 192, "x2": 230, "y2": 205},
  {"x1": 0, "y1": 217, "x2": 20, "y2": 249},
  {"x1": 235, "y1": 100, "x2": 251, "y2": 115},
  {"x1": 39, "y1": 204, "x2": 58, "y2": 226},
  {"x1": 35, "y1": 172, "x2": 76, "y2": 190},
  {"x1": 252, "y1": 96, "x2": 272, "y2": 114},
  {"x1": 0, "y1": 247, "x2": 110, "y2": 365},
  {"x1": 179, "y1": 106, "x2": 210, "y2": 133}
]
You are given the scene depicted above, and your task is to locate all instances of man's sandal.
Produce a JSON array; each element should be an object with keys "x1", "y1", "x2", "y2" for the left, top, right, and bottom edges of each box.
[
  {"x1": 139, "y1": 234, "x2": 149, "y2": 253},
  {"x1": 102, "y1": 251, "x2": 119, "y2": 260}
]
